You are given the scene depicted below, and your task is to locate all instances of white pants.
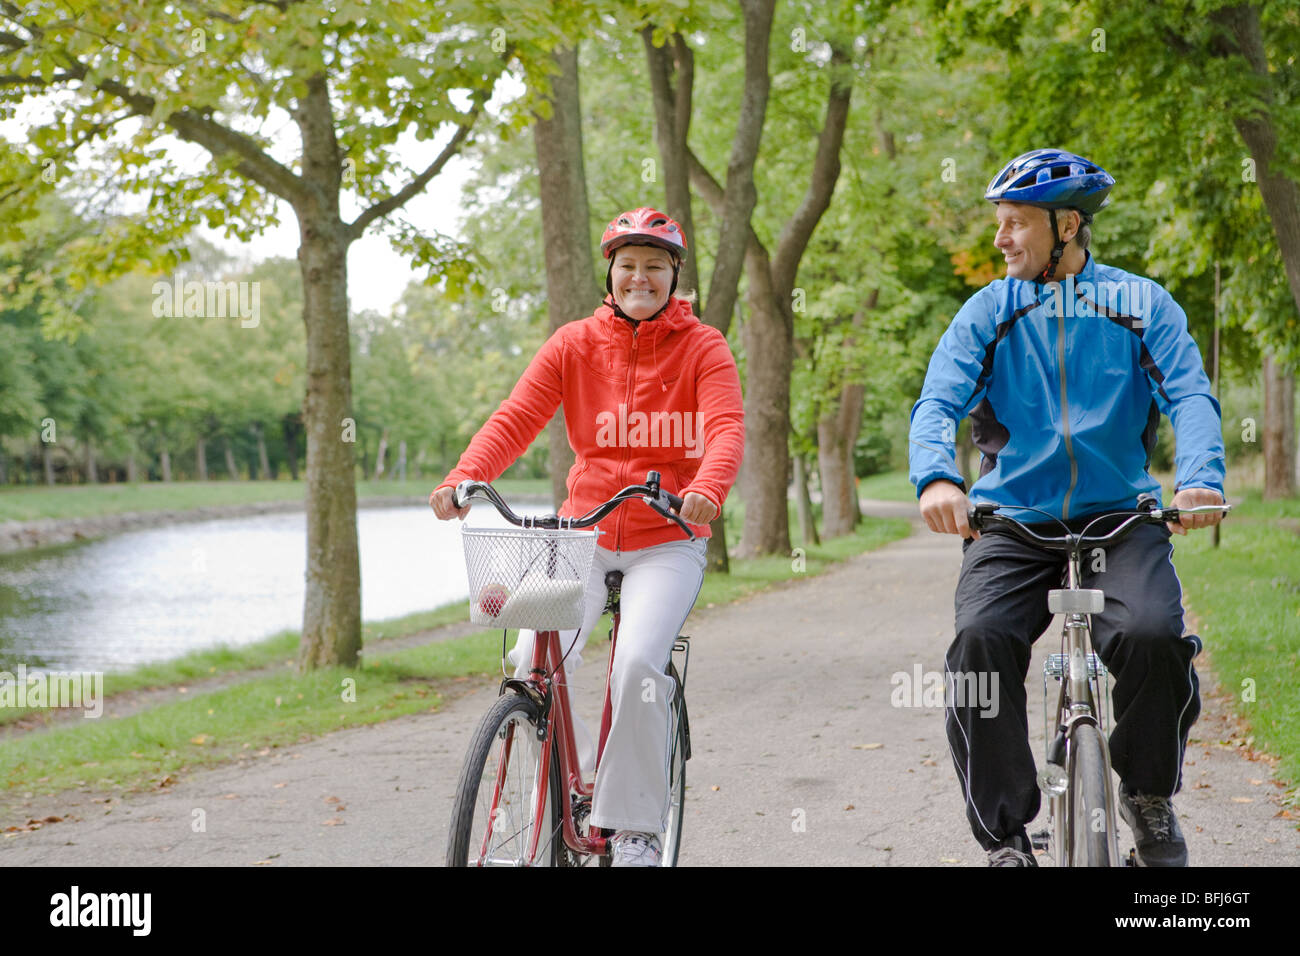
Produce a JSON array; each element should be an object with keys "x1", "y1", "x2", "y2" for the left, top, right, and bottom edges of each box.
[{"x1": 509, "y1": 537, "x2": 707, "y2": 832}]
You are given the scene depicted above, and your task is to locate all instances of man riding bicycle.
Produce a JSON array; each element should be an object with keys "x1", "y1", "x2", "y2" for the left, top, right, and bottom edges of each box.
[{"x1": 908, "y1": 149, "x2": 1226, "y2": 866}]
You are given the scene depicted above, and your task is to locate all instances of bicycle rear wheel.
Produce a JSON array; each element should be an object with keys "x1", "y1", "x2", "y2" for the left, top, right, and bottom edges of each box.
[
  {"x1": 660, "y1": 663, "x2": 689, "y2": 867},
  {"x1": 1067, "y1": 722, "x2": 1113, "y2": 867},
  {"x1": 446, "y1": 692, "x2": 563, "y2": 866}
]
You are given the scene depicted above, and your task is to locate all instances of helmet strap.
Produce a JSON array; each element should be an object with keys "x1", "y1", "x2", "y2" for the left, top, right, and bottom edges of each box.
[{"x1": 1038, "y1": 208, "x2": 1066, "y2": 283}]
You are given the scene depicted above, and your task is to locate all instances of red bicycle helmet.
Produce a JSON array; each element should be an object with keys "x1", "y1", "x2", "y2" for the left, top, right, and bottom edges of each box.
[{"x1": 600, "y1": 207, "x2": 687, "y2": 260}]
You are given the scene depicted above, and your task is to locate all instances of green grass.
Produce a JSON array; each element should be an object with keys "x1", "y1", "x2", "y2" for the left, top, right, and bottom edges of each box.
[
  {"x1": 0, "y1": 511, "x2": 910, "y2": 801},
  {"x1": 0, "y1": 630, "x2": 508, "y2": 801},
  {"x1": 0, "y1": 603, "x2": 473, "y2": 728},
  {"x1": 857, "y1": 469, "x2": 917, "y2": 503},
  {"x1": 0, "y1": 478, "x2": 552, "y2": 522},
  {"x1": 1172, "y1": 489, "x2": 1300, "y2": 797}
]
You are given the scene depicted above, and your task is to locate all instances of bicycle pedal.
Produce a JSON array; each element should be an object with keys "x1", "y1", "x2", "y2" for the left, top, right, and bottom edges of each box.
[
  {"x1": 1029, "y1": 829, "x2": 1051, "y2": 851},
  {"x1": 1126, "y1": 847, "x2": 1138, "y2": 868}
]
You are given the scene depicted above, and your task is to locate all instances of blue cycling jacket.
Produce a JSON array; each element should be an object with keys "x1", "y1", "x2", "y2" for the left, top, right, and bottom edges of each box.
[{"x1": 909, "y1": 254, "x2": 1225, "y2": 522}]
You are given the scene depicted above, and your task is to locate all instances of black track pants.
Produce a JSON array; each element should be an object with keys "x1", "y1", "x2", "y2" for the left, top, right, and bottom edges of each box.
[{"x1": 944, "y1": 522, "x2": 1201, "y2": 851}]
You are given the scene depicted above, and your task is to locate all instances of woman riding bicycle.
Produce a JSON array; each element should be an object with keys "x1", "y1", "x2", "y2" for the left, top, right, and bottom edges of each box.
[{"x1": 431, "y1": 207, "x2": 744, "y2": 866}]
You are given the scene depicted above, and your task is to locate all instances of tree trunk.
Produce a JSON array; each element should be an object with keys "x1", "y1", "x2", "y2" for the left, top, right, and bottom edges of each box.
[
  {"x1": 196, "y1": 436, "x2": 208, "y2": 481},
  {"x1": 85, "y1": 439, "x2": 98, "y2": 484},
  {"x1": 1263, "y1": 353, "x2": 1296, "y2": 499},
  {"x1": 395, "y1": 440, "x2": 407, "y2": 481},
  {"x1": 793, "y1": 453, "x2": 819, "y2": 546},
  {"x1": 296, "y1": 214, "x2": 361, "y2": 669},
  {"x1": 1213, "y1": 4, "x2": 1300, "y2": 482},
  {"x1": 127, "y1": 451, "x2": 139, "y2": 483},
  {"x1": 42, "y1": 440, "x2": 54, "y2": 485},
  {"x1": 253, "y1": 424, "x2": 271, "y2": 480},
  {"x1": 160, "y1": 446, "x2": 172, "y2": 482},
  {"x1": 533, "y1": 44, "x2": 591, "y2": 510},
  {"x1": 223, "y1": 438, "x2": 238, "y2": 480},
  {"x1": 739, "y1": 243, "x2": 794, "y2": 556},
  {"x1": 373, "y1": 427, "x2": 389, "y2": 480},
  {"x1": 283, "y1": 414, "x2": 301, "y2": 481},
  {"x1": 817, "y1": 382, "x2": 864, "y2": 538}
]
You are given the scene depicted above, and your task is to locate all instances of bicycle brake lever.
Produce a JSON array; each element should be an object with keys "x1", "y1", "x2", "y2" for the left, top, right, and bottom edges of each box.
[{"x1": 647, "y1": 496, "x2": 696, "y2": 540}]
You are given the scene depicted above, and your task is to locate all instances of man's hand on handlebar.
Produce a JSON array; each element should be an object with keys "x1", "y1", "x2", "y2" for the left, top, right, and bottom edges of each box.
[
  {"x1": 919, "y1": 479, "x2": 978, "y2": 539},
  {"x1": 430, "y1": 485, "x2": 471, "y2": 521},
  {"x1": 1167, "y1": 487, "x2": 1226, "y2": 535}
]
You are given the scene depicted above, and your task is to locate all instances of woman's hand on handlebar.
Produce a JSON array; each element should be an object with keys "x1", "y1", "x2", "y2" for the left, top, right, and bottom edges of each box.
[
  {"x1": 677, "y1": 491, "x2": 718, "y2": 526},
  {"x1": 430, "y1": 485, "x2": 471, "y2": 521},
  {"x1": 1167, "y1": 487, "x2": 1226, "y2": 535},
  {"x1": 919, "y1": 479, "x2": 978, "y2": 539}
]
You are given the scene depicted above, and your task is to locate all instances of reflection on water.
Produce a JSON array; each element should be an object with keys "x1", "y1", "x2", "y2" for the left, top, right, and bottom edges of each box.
[{"x1": 0, "y1": 501, "x2": 545, "y2": 674}]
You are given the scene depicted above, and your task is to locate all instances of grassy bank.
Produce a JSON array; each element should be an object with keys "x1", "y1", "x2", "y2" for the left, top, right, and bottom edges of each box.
[
  {"x1": 0, "y1": 511, "x2": 910, "y2": 802},
  {"x1": 1171, "y1": 489, "x2": 1300, "y2": 797},
  {"x1": 0, "y1": 477, "x2": 552, "y2": 523}
]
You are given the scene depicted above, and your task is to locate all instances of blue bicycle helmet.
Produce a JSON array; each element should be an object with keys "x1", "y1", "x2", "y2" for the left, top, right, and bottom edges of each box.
[
  {"x1": 985, "y1": 149, "x2": 1114, "y2": 215},
  {"x1": 985, "y1": 149, "x2": 1115, "y2": 281}
]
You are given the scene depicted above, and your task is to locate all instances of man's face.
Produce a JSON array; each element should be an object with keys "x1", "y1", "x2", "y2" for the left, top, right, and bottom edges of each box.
[{"x1": 994, "y1": 202, "x2": 1056, "y2": 281}]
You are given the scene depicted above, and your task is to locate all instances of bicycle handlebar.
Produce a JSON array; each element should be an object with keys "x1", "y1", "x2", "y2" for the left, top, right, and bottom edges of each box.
[
  {"x1": 452, "y1": 470, "x2": 694, "y2": 540},
  {"x1": 967, "y1": 494, "x2": 1230, "y2": 554}
]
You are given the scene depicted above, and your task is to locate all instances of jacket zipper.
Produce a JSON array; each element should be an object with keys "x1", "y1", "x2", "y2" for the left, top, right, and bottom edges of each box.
[
  {"x1": 615, "y1": 324, "x2": 640, "y2": 553},
  {"x1": 1057, "y1": 310, "x2": 1078, "y2": 520}
]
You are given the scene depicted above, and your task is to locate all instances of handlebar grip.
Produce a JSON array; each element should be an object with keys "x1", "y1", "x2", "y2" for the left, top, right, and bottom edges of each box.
[
  {"x1": 452, "y1": 479, "x2": 475, "y2": 510},
  {"x1": 664, "y1": 490, "x2": 684, "y2": 512},
  {"x1": 968, "y1": 502, "x2": 997, "y2": 531}
]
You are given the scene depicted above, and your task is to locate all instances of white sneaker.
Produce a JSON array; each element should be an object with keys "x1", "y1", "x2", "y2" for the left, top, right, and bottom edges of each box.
[{"x1": 611, "y1": 830, "x2": 662, "y2": 867}]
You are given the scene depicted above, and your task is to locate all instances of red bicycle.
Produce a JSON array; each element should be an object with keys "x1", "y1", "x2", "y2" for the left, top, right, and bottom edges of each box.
[{"x1": 444, "y1": 471, "x2": 694, "y2": 867}]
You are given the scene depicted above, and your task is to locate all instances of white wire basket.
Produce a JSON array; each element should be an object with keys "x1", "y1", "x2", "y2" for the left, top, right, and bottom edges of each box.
[{"x1": 460, "y1": 526, "x2": 600, "y2": 630}]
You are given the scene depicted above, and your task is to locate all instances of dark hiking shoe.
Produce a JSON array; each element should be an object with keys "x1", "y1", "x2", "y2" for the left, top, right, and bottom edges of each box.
[
  {"x1": 987, "y1": 832, "x2": 1038, "y2": 867},
  {"x1": 1119, "y1": 781, "x2": 1188, "y2": 867}
]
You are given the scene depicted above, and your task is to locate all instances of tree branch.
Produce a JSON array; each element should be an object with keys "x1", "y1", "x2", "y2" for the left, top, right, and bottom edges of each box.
[
  {"x1": 771, "y1": 44, "x2": 853, "y2": 297},
  {"x1": 345, "y1": 92, "x2": 485, "y2": 241}
]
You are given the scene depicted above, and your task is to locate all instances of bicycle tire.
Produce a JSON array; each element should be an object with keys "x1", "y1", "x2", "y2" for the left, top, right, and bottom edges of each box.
[
  {"x1": 1067, "y1": 722, "x2": 1112, "y2": 867},
  {"x1": 660, "y1": 663, "x2": 688, "y2": 867},
  {"x1": 446, "y1": 692, "x2": 563, "y2": 867}
]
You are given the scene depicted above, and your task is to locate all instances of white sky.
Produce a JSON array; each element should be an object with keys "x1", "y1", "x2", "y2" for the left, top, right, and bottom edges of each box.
[{"x1": 3, "y1": 78, "x2": 518, "y2": 316}]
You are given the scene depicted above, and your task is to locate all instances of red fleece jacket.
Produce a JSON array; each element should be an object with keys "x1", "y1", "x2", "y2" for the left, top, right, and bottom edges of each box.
[{"x1": 436, "y1": 297, "x2": 745, "y2": 551}]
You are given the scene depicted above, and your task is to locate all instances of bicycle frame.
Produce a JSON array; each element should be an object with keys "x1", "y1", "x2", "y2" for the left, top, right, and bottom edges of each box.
[
  {"x1": 474, "y1": 625, "x2": 613, "y2": 862},
  {"x1": 1041, "y1": 547, "x2": 1123, "y2": 866}
]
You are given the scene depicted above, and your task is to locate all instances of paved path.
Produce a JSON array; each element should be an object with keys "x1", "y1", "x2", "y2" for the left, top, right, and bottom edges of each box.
[{"x1": 3, "y1": 506, "x2": 1295, "y2": 865}]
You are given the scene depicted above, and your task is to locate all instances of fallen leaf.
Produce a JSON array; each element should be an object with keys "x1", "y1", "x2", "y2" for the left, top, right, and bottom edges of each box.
[
  {"x1": 190, "y1": 734, "x2": 208, "y2": 745},
  {"x1": 273, "y1": 782, "x2": 287, "y2": 789},
  {"x1": 1231, "y1": 797, "x2": 1253, "y2": 803},
  {"x1": 710, "y1": 785, "x2": 720, "y2": 791},
  {"x1": 853, "y1": 743, "x2": 884, "y2": 751},
  {"x1": 222, "y1": 793, "x2": 238, "y2": 800},
  {"x1": 1249, "y1": 779, "x2": 1263, "y2": 786},
  {"x1": 921, "y1": 758, "x2": 937, "y2": 766},
  {"x1": 940, "y1": 857, "x2": 961, "y2": 863},
  {"x1": 844, "y1": 804, "x2": 855, "y2": 811},
  {"x1": 322, "y1": 817, "x2": 345, "y2": 826}
]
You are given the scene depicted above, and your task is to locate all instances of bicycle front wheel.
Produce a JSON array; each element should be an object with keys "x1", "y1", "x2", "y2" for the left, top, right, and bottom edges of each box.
[
  {"x1": 446, "y1": 692, "x2": 562, "y2": 867},
  {"x1": 660, "y1": 663, "x2": 689, "y2": 867},
  {"x1": 1067, "y1": 722, "x2": 1113, "y2": 867}
]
